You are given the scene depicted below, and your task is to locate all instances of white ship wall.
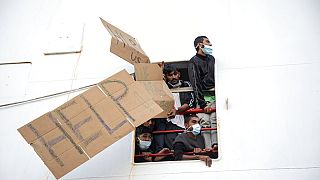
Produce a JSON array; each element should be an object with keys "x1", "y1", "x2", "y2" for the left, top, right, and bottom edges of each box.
[{"x1": 0, "y1": 0, "x2": 319, "y2": 179}]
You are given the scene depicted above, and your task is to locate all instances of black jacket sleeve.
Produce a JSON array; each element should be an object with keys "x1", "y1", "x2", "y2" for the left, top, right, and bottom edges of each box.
[
  {"x1": 173, "y1": 142, "x2": 185, "y2": 161},
  {"x1": 202, "y1": 56, "x2": 215, "y2": 90},
  {"x1": 180, "y1": 81, "x2": 195, "y2": 108},
  {"x1": 188, "y1": 61, "x2": 207, "y2": 109}
]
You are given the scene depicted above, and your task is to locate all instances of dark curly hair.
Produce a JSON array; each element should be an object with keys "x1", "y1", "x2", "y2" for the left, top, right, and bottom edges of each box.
[{"x1": 194, "y1": 36, "x2": 208, "y2": 50}]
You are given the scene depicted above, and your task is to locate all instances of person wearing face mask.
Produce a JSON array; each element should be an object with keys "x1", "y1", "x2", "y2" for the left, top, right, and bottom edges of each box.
[
  {"x1": 164, "y1": 64, "x2": 196, "y2": 121},
  {"x1": 134, "y1": 125, "x2": 172, "y2": 163},
  {"x1": 173, "y1": 114, "x2": 213, "y2": 167},
  {"x1": 188, "y1": 36, "x2": 217, "y2": 149},
  {"x1": 153, "y1": 64, "x2": 196, "y2": 153},
  {"x1": 134, "y1": 126, "x2": 153, "y2": 163}
]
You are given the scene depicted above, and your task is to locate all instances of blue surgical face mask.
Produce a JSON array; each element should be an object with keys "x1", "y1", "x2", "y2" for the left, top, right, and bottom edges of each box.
[
  {"x1": 138, "y1": 138, "x2": 151, "y2": 150},
  {"x1": 201, "y1": 45, "x2": 213, "y2": 55},
  {"x1": 187, "y1": 124, "x2": 201, "y2": 135}
]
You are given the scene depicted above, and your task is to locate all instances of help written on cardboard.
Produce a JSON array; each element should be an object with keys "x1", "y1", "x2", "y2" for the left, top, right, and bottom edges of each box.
[{"x1": 18, "y1": 70, "x2": 163, "y2": 179}]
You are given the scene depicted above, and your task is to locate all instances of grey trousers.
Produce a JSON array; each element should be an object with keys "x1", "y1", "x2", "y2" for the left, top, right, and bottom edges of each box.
[{"x1": 197, "y1": 102, "x2": 217, "y2": 148}]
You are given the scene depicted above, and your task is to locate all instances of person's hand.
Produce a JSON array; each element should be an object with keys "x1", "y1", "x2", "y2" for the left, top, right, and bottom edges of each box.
[
  {"x1": 197, "y1": 155, "x2": 212, "y2": 167},
  {"x1": 193, "y1": 148, "x2": 202, "y2": 154},
  {"x1": 203, "y1": 106, "x2": 214, "y2": 114},
  {"x1": 157, "y1": 61, "x2": 165, "y2": 69},
  {"x1": 142, "y1": 152, "x2": 152, "y2": 162},
  {"x1": 158, "y1": 148, "x2": 171, "y2": 154},
  {"x1": 212, "y1": 144, "x2": 218, "y2": 151},
  {"x1": 167, "y1": 108, "x2": 177, "y2": 119},
  {"x1": 154, "y1": 148, "x2": 171, "y2": 162}
]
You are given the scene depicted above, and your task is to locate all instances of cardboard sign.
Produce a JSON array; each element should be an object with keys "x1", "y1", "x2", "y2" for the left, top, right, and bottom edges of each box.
[
  {"x1": 100, "y1": 17, "x2": 150, "y2": 64},
  {"x1": 134, "y1": 63, "x2": 174, "y2": 118},
  {"x1": 18, "y1": 70, "x2": 162, "y2": 179},
  {"x1": 134, "y1": 63, "x2": 163, "y2": 81}
]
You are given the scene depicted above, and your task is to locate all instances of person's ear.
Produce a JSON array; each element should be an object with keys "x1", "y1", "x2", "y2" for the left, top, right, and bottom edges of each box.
[{"x1": 184, "y1": 123, "x2": 189, "y2": 129}]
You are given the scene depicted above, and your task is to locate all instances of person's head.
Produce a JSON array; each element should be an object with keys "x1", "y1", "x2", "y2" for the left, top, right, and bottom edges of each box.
[
  {"x1": 163, "y1": 64, "x2": 181, "y2": 85},
  {"x1": 184, "y1": 114, "x2": 201, "y2": 136},
  {"x1": 184, "y1": 114, "x2": 200, "y2": 129},
  {"x1": 194, "y1": 36, "x2": 213, "y2": 55},
  {"x1": 136, "y1": 126, "x2": 153, "y2": 150}
]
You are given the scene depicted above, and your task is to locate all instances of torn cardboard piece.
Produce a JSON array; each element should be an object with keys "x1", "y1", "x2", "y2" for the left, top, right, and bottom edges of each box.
[
  {"x1": 18, "y1": 70, "x2": 162, "y2": 179},
  {"x1": 135, "y1": 63, "x2": 174, "y2": 118},
  {"x1": 100, "y1": 17, "x2": 150, "y2": 64},
  {"x1": 134, "y1": 62, "x2": 163, "y2": 81},
  {"x1": 110, "y1": 37, "x2": 150, "y2": 64},
  {"x1": 99, "y1": 18, "x2": 174, "y2": 117}
]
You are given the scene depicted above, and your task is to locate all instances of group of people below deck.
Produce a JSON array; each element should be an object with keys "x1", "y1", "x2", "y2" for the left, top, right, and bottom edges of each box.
[{"x1": 135, "y1": 36, "x2": 217, "y2": 167}]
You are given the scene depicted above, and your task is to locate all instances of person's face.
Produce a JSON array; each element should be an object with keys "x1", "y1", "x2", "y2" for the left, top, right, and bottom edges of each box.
[
  {"x1": 138, "y1": 133, "x2": 152, "y2": 141},
  {"x1": 143, "y1": 119, "x2": 154, "y2": 128},
  {"x1": 165, "y1": 71, "x2": 180, "y2": 85},
  {"x1": 197, "y1": 38, "x2": 212, "y2": 53},
  {"x1": 185, "y1": 117, "x2": 200, "y2": 129},
  {"x1": 200, "y1": 38, "x2": 212, "y2": 47}
]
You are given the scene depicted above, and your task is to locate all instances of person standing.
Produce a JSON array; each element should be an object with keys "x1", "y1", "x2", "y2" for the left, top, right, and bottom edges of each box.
[{"x1": 188, "y1": 36, "x2": 217, "y2": 148}]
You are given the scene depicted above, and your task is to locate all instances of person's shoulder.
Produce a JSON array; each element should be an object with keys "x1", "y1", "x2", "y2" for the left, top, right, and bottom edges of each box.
[
  {"x1": 135, "y1": 144, "x2": 141, "y2": 154},
  {"x1": 196, "y1": 134, "x2": 205, "y2": 143},
  {"x1": 175, "y1": 133, "x2": 187, "y2": 139},
  {"x1": 174, "y1": 133, "x2": 188, "y2": 143},
  {"x1": 188, "y1": 56, "x2": 200, "y2": 68},
  {"x1": 189, "y1": 55, "x2": 199, "y2": 62},
  {"x1": 181, "y1": 80, "x2": 192, "y2": 87},
  {"x1": 197, "y1": 134, "x2": 205, "y2": 139},
  {"x1": 208, "y1": 55, "x2": 215, "y2": 61}
]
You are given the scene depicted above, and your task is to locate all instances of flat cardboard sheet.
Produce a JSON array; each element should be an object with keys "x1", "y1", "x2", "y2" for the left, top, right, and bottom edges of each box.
[
  {"x1": 134, "y1": 63, "x2": 163, "y2": 81},
  {"x1": 100, "y1": 17, "x2": 150, "y2": 64},
  {"x1": 139, "y1": 81, "x2": 174, "y2": 118},
  {"x1": 18, "y1": 70, "x2": 162, "y2": 179},
  {"x1": 134, "y1": 63, "x2": 174, "y2": 118},
  {"x1": 99, "y1": 19, "x2": 174, "y2": 118}
]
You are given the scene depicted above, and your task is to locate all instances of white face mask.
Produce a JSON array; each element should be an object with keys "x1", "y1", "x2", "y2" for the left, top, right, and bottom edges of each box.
[
  {"x1": 138, "y1": 138, "x2": 151, "y2": 150},
  {"x1": 187, "y1": 124, "x2": 201, "y2": 135},
  {"x1": 201, "y1": 44, "x2": 213, "y2": 55}
]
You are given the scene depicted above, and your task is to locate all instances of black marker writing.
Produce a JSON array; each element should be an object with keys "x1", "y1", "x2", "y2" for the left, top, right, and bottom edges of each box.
[
  {"x1": 27, "y1": 122, "x2": 64, "y2": 166},
  {"x1": 80, "y1": 95, "x2": 129, "y2": 135},
  {"x1": 99, "y1": 80, "x2": 135, "y2": 122}
]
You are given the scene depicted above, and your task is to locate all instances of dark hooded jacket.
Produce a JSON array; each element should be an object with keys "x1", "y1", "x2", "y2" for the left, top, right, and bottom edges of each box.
[{"x1": 188, "y1": 54, "x2": 215, "y2": 108}]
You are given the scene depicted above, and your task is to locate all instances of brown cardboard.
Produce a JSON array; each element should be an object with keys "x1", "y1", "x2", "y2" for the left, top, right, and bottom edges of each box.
[
  {"x1": 19, "y1": 111, "x2": 88, "y2": 179},
  {"x1": 100, "y1": 17, "x2": 150, "y2": 64},
  {"x1": 18, "y1": 69, "x2": 162, "y2": 179},
  {"x1": 77, "y1": 98, "x2": 134, "y2": 157},
  {"x1": 139, "y1": 81, "x2": 174, "y2": 118},
  {"x1": 99, "y1": 18, "x2": 174, "y2": 117},
  {"x1": 44, "y1": 146, "x2": 89, "y2": 179},
  {"x1": 134, "y1": 63, "x2": 163, "y2": 81},
  {"x1": 97, "y1": 70, "x2": 163, "y2": 126},
  {"x1": 134, "y1": 63, "x2": 174, "y2": 118},
  {"x1": 18, "y1": 112, "x2": 59, "y2": 144},
  {"x1": 110, "y1": 37, "x2": 150, "y2": 64},
  {"x1": 30, "y1": 122, "x2": 80, "y2": 162}
]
